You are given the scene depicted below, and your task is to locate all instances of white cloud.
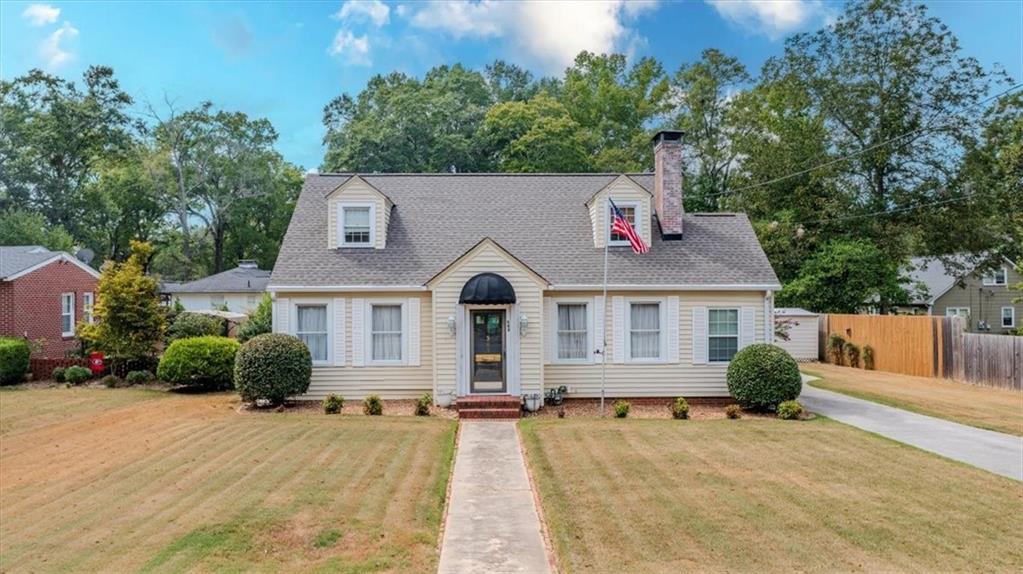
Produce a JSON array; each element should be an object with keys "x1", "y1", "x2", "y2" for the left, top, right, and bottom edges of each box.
[
  {"x1": 705, "y1": 0, "x2": 828, "y2": 39},
  {"x1": 40, "y1": 21, "x2": 78, "y2": 69},
  {"x1": 406, "y1": 1, "x2": 660, "y2": 72},
  {"x1": 22, "y1": 3, "x2": 60, "y2": 26},
  {"x1": 328, "y1": 29, "x2": 372, "y2": 65},
  {"x1": 334, "y1": 0, "x2": 390, "y2": 27}
]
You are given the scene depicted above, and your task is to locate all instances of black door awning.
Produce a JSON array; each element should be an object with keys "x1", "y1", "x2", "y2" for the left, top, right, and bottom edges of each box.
[{"x1": 459, "y1": 273, "x2": 516, "y2": 304}]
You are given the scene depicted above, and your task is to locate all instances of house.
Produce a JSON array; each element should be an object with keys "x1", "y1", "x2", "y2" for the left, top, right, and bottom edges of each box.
[
  {"x1": 773, "y1": 308, "x2": 819, "y2": 361},
  {"x1": 162, "y1": 260, "x2": 270, "y2": 313},
  {"x1": 903, "y1": 256, "x2": 1021, "y2": 333},
  {"x1": 269, "y1": 131, "x2": 781, "y2": 409},
  {"x1": 0, "y1": 246, "x2": 100, "y2": 357}
]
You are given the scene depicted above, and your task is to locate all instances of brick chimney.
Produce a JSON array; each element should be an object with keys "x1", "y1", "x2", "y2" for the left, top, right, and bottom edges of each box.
[{"x1": 652, "y1": 130, "x2": 685, "y2": 239}]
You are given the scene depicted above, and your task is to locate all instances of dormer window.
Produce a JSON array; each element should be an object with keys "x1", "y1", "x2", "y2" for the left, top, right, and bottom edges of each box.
[
  {"x1": 982, "y1": 267, "x2": 1007, "y2": 286},
  {"x1": 339, "y1": 203, "x2": 375, "y2": 248},
  {"x1": 607, "y1": 200, "x2": 639, "y2": 246}
]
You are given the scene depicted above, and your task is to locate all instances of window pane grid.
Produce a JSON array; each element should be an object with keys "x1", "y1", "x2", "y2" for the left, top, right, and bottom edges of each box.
[
  {"x1": 708, "y1": 309, "x2": 739, "y2": 362},
  {"x1": 557, "y1": 303, "x2": 588, "y2": 360},
  {"x1": 296, "y1": 305, "x2": 328, "y2": 362},
  {"x1": 609, "y1": 205, "x2": 636, "y2": 243},
  {"x1": 371, "y1": 305, "x2": 402, "y2": 361},
  {"x1": 629, "y1": 303, "x2": 660, "y2": 359},
  {"x1": 343, "y1": 207, "x2": 371, "y2": 244}
]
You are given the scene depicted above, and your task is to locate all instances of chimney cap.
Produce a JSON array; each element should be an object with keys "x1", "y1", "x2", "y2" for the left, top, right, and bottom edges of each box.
[{"x1": 652, "y1": 130, "x2": 684, "y2": 144}]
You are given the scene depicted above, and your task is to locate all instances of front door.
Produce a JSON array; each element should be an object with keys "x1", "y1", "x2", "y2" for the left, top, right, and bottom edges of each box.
[{"x1": 470, "y1": 309, "x2": 506, "y2": 393}]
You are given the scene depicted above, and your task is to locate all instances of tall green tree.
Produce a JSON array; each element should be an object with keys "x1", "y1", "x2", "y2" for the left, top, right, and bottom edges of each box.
[
  {"x1": 477, "y1": 93, "x2": 591, "y2": 172},
  {"x1": 0, "y1": 210, "x2": 76, "y2": 252},
  {"x1": 0, "y1": 67, "x2": 136, "y2": 241}
]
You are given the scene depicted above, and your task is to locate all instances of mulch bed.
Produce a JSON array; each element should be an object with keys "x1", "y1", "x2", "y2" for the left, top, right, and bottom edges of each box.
[
  {"x1": 242, "y1": 399, "x2": 460, "y2": 419},
  {"x1": 523, "y1": 399, "x2": 775, "y2": 420}
]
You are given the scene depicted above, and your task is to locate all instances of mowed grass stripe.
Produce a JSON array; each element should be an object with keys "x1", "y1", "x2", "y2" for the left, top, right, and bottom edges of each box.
[
  {"x1": 0, "y1": 388, "x2": 171, "y2": 437},
  {"x1": 0, "y1": 389, "x2": 456, "y2": 574},
  {"x1": 521, "y1": 418, "x2": 1023, "y2": 574}
]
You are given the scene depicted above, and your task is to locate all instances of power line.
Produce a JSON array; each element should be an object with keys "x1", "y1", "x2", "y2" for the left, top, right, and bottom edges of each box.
[
  {"x1": 797, "y1": 189, "x2": 987, "y2": 227},
  {"x1": 706, "y1": 82, "x2": 1022, "y2": 200}
]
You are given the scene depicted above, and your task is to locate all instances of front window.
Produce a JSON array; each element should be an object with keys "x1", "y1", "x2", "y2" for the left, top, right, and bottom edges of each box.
[
  {"x1": 342, "y1": 205, "x2": 372, "y2": 246},
  {"x1": 557, "y1": 303, "x2": 588, "y2": 360},
  {"x1": 60, "y1": 293, "x2": 74, "y2": 336},
  {"x1": 371, "y1": 304, "x2": 403, "y2": 362},
  {"x1": 983, "y1": 268, "x2": 1007, "y2": 286},
  {"x1": 296, "y1": 305, "x2": 328, "y2": 362},
  {"x1": 1002, "y1": 307, "x2": 1015, "y2": 328},
  {"x1": 708, "y1": 309, "x2": 739, "y2": 363},
  {"x1": 946, "y1": 307, "x2": 970, "y2": 318},
  {"x1": 629, "y1": 302, "x2": 661, "y2": 360},
  {"x1": 83, "y1": 292, "x2": 94, "y2": 324},
  {"x1": 608, "y1": 202, "x2": 638, "y2": 245}
]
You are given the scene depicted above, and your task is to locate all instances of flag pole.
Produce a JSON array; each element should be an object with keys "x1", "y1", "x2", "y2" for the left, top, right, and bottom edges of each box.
[{"x1": 600, "y1": 206, "x2": 610, "y2": 417}]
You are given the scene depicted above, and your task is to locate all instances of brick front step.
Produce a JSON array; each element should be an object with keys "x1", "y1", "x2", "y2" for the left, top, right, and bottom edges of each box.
[
  {"x1": 458, "y1": 407, "x2": 522, "y2": 419},
  {"x1": 455, "y1": 395, "x2": 522, "y2": 410}
]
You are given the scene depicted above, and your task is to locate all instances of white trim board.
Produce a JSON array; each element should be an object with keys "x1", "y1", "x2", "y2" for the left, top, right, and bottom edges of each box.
[
  {"x1": 547, "y1": 284, "x2": 782, "y2": 292},
  {"x1": 3, "y1": 253, "x2": 100, "y2": 281}
]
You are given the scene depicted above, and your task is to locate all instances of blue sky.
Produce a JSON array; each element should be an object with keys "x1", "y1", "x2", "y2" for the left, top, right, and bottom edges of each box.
[{"x1": 2, "y1": 1, "x2": 1020, "y2": 170}]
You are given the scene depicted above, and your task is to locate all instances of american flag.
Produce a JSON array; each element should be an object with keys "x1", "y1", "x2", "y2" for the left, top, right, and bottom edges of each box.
[{"x1": 609, "y1": 199, "x2": 649, "y2": 254}]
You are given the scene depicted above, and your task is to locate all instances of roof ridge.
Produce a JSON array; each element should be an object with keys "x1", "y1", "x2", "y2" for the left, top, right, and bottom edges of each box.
[{"x1": 312, "y1": 172, "x2": 654, "y2": 177}]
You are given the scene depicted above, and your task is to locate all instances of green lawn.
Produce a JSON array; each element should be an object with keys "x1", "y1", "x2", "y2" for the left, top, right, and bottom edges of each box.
[
  {"x1": 521, "y1": 417, "x2": 1023, "y2": 573},
  {"x1": 805, "y1": 363, "x2": 1023, "y2": 436},
  {"x1": 0, "y1": 387, "x2": 456, "y2": 573}
]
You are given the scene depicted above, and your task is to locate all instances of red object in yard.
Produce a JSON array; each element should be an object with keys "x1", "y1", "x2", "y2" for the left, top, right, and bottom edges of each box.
[{"x1": 89, "y1": 352, "x2": 105, "y2": 376}]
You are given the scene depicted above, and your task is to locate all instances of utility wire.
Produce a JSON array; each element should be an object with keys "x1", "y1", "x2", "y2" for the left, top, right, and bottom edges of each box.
[
  {"x1": 798, "y1": 189, "x2": 988, "y2": 227},
  {"x1": 706, "y1": 82, "x2": 1022, "y2": 199}
]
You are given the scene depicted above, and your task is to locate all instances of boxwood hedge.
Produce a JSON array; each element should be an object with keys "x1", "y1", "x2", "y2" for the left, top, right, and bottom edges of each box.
[
  {"x1": 0, "y1": 337, "x2": 30, "y2": 385},
  {"x1": 726, "y1": 343, "x2": 802, "y2": 411},
  {"x1": 234, "y1": 333, "x2": 311, "y2": 405},
  {"x1": 157, "y1": 336, "x2": 240, "y2": 391}
]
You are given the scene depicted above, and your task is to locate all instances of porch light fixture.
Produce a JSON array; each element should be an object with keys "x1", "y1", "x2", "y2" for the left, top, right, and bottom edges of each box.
[
  {"x1": 519, "y1": 314, "x2": 528, "y2": 336},
  {"x1": 447, "y1": 315, "x2": 457, "y2": 336}
]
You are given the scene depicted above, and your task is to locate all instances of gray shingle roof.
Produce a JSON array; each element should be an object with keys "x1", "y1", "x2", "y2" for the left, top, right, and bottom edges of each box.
[
  {"x1": 270, "y1": 174, "x2": 780, "y2": 288},
  {"x1": 0, "y1": 245, "x2": 59, "y2": 279},
  {"x1": 163, "y1": 265, "x2": 271, "y2": 293}
]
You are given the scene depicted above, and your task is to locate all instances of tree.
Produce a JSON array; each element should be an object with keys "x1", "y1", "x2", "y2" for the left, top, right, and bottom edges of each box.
[
  {"x1": 484, "y1": 60, "x2": 554, "y2": 103},
  {"x1": 560, "y1": 52, "x2": 670, "y2": 172},
  {"x1": 477, "y1": 93, "x2": 591, "y2": 172},
  {"x1": 777, "y1": 239, "x2": 908, "y2": 313},
  {"x1": 238, "y1": 293, "x2": 272, "y2": 342},
  {"x1": 770, "y1": 0, "x2": 1008, "y2": 263},
  {"x1": 78, "y1": 241, "x2": 165, "y2": 361},
  {"x1": 0, "y1": 67, "x2": 136, "y2": 241},
  {"x1": 0, "y1": 210, "x2": 75, "y2": 252},
  {"x1": 669, "y1": 49, "x2": 753, "y2": 211}
]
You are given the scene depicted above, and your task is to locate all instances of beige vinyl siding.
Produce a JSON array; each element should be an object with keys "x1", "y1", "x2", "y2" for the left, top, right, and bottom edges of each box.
[
  {"x1": 587, "y1": 176, "x2": 653, "y2": 248},
  {"x1": 431, "y1": 240, "x2": 545, "y2": 400},
  {"x1": 543, "y1": 291, "x2": 767, "y2": 397},
  {"x1": 326, "y1": 180, "x2": 390, "y2": 249},
  {"x1": 277, "y1": 292, "x2": 432, "y2": 400},
  {"x1": 775, "y1": 314, "x2": 819, "y2": 361}
]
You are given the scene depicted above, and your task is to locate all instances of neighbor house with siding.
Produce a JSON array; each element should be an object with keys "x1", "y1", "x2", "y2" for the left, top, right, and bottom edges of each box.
[
  {"x1": 161, "y1": 260, "x2": 270, "y2": 313},
  {"x1": 902, "y1": 256, "x2": 1021, "y2": 333},
  {"x1": 269, "y1": 131, "x2": 781, "y2": 412}
]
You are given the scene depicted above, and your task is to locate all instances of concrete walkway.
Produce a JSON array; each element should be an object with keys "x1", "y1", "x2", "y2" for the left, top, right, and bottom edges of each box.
[
  {"x1": 800, "y1": 377, "x2": 1023, "y2": 481},
  {"x1": 438, "y1": 422, "x2": 552, "y2": 574}
]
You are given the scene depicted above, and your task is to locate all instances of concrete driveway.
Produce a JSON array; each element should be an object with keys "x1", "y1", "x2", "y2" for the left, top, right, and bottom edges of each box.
[{"x1": 800, "y1": 378, "x2": 1023, "y2": 481}]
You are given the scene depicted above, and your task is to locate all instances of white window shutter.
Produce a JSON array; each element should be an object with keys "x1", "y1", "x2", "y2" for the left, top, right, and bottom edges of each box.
[
  {"x1": 667, "y1": 296, "x2": 680, "y2": 363},
  {"x1": 692, "y1": 306, "x2": 708, "y2": 365},
  {"x1": 740, "y1": 306, "x2": 756, "y2": 350},
  {"x1": 612, "y1": 296, "x2": 625, "y2": 363},
  {"x1": 544, "y1": 298, "x2": 556, "y2": 363},
  {"x1": 276, "y1": 298, "x2": 290, "y2": 333},
  {"x1": 333, "y1": 298, "x2": 346, "y2": 366},
  {"x1": 593, "y1": 296, "x2": 605, "y2": 363},
  {"x1": 352, "y1": 298, "x2": 365, "y2": 366},
  {"x1": 407, "y1": 297, "x2": 421, "y2": 366}
]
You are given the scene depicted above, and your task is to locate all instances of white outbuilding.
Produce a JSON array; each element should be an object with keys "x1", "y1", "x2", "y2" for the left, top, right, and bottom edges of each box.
[{"x1": 774, "y1": 308, "x2": 819, "y2": 361}]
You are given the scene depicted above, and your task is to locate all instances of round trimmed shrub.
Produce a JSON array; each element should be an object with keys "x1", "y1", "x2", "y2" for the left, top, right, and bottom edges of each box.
[
  {"x1": 670, "y1": 397, "x2": 690, "y2": 420},
  {"x1": 777, "y1": 400, "x2": 804, "y2": 420},
  {"x1": 613, "y1": 400, "x2": 630, "y2": 418},
  {"x1": 234, "y1": 333, "x2": 311, "y2": 405},
  {"x1": 0, "y1": 337, "x2": 30, "y2": 385},
  {"x1": 158, "y1": 336, "x2": 240, "y2": 391},
  {"x1": 726, "y1": 344, "x2": 801, "y2": 411},
  {"x1": 65, "y1": 365, "x2": 92, "y2": 385},
  {"x1": 323, "y1": 394, "x2": 344, "y2": 414},
  {"x1": 125, "y1": 370, "x2": 155, "y2": 385},
  {"x1": 363, "y1": 395, "x2": 383, "y2": 416},
  {"x1": 168, "y1": 312, "x2": 225, "y2": 341},
  {"x1": 52, "y1": 367, "x2": 67, "y2": 383}
]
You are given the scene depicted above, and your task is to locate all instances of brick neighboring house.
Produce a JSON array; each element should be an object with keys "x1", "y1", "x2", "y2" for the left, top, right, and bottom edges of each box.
[{"x1": 0, "y1": 246, "x2": 100, "y2": 357}]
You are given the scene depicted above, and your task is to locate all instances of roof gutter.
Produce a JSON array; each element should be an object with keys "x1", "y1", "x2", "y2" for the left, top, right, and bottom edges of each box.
[
  {"x1": 268, "y1": 284, "x2": 428, "y2": 293},
  {"x1": 546, "y1": 284, "x2": 783, "y2": 292}
]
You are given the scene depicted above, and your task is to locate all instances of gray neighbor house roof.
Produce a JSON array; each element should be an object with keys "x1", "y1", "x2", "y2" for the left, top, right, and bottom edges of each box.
[
  {"x1": 0, "y1": 246, "x2": 58, "y2": 279},
  {"x1": 270, "y1": 174, "x2": 780, "y2": 289},
  {"x1": 163, "y1": 264, "x2": 271, "y2": 294}
]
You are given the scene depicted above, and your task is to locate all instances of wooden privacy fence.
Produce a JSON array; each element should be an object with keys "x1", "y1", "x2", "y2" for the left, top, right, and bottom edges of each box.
[{"x1": 819, "y1": 314, "x2": 1022, "y2": 390}]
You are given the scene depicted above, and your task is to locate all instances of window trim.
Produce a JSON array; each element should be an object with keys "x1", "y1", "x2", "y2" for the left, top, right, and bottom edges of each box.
[
  {"x1": 606, "y1": 199, "x2": 640, "y2": 247},
  {"x1": 945, "y1": 307, "x2": 970, "y2": 318},
  {"x1": 707, "y1": 307, "x2": 740, "y2": 364},
  {"x1": 60, "y1": 292, "x2": 75, "y2": 337},
  {"x1": 365, "y1": 299, "x2": 408, "y2": 366},
  {"x1": 982, "y1": 267, "x2": 1008, "y2": 286},
  {"x1": 554, "y1": 299, "x2": 592, "y2": 364},
  {"x1": 1001, "y1": 307, "x2": 1015, "y2": 328},
  {"x1": 291, "y1": 299, "x2": 333, "y2": 366},
  {"x1": 83, "y1": 292, "x2": 95, "y2": 325},
  {"x1": 338, "y1": 202, "x2": 376, "y2": 248},
  {"x1": 625, "y1": 298, "x2": 666, "y2": 363}
]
